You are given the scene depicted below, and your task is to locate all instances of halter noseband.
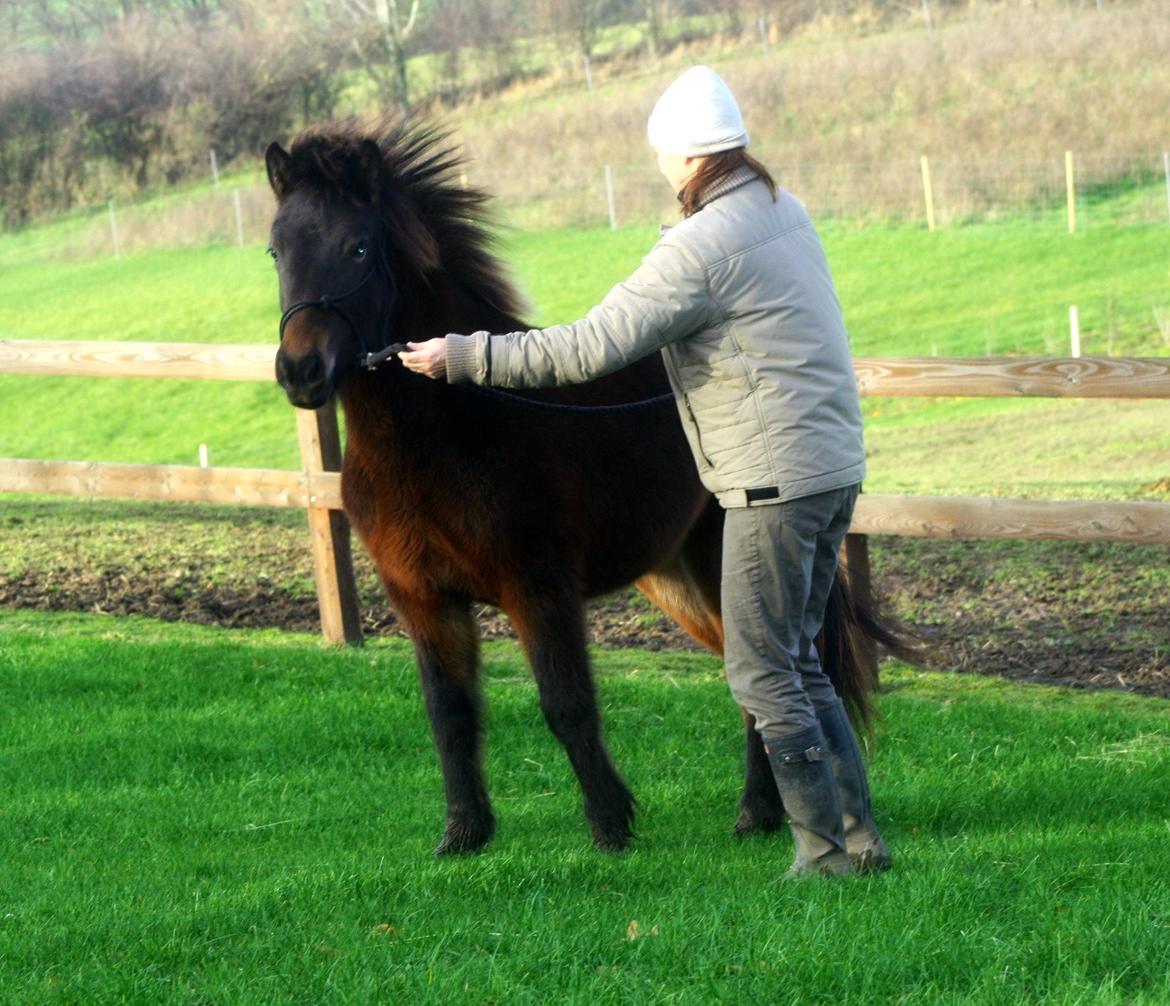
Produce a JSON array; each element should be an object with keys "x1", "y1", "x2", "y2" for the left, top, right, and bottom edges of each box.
[{"x1": 278, "y1": 265, "x2": 405, "y2": 370}]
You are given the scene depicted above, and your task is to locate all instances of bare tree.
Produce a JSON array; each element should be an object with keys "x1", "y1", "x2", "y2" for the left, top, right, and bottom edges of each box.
[
  {"x1": 70, "y1": 15, "x2": 172, "y2": 188},
  {"x1": 334, "y1": 0, "x2": 426, "y2": 112},
  {"x1": 706, "y1": 0, "x2": 745, "y2": 35},
  {"x1": 538, "y1": 0, "x2": 611, "y2": 66},
  {"x1": 425, "y1": 0, "x2": 529, "y2": 98},
  {"x1": 425, "y1": 0, "x2": 468, "y2": 97}
]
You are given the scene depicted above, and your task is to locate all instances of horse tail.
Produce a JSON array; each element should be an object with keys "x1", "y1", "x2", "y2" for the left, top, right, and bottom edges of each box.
[{"x1": 819, "y1": 562, "x2": 922, "y2": 740}]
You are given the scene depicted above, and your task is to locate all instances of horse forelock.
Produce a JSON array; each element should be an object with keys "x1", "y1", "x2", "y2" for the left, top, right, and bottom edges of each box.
[{"x1": 281, "y1": 119, "x2": 528, "y2": 325}]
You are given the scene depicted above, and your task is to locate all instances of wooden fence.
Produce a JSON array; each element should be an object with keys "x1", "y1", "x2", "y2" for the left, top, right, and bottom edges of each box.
[{"x1": 2, "y1": 341, "x2": 1169, "y2": 645}]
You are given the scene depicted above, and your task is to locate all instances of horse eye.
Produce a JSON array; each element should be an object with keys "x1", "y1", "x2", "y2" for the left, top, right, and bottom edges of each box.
[
  {"x1": 353, "y1": 241, "x2": 367, "y2": 260},
  {"x1": 267, "y1": 246, "x2": 278, "y2": 262}
]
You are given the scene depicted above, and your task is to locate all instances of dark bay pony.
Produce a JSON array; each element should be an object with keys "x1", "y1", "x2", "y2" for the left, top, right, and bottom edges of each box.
[{"x1": 265, "y1": 120, "x2": 902, "y2": 854}]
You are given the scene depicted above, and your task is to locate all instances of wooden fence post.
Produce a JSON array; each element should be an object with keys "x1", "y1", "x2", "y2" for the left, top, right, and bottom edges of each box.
[
  {"x1": 920, "y1": 155, "x2": 936, "y2": 232},
  {"x1": 841, "y1": 532, "x2": 879, "y2": 681},
  {"x1": 296, "y1": 403, "x2": 363, "y2": 644}
]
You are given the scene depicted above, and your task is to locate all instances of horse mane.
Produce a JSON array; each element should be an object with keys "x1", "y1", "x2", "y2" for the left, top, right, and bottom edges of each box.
[{"x1": 282, "y1": 118, "x2": 528, "y2": 325}]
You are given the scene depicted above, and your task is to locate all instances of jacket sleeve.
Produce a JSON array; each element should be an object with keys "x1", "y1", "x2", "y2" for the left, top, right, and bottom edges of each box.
[{"x1": 445, "y1": 237, "x2": 712, "y2": 388}]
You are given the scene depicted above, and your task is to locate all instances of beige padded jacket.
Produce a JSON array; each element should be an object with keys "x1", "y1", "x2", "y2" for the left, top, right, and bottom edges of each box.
[{"x1": 445, "y1": 166, "x2": 866, "y2": 508}]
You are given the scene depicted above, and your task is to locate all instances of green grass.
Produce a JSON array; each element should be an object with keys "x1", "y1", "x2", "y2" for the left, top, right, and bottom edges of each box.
[
  {"x1": 0, "y1": 244, "x2": 289, "y2": 469},
  {"x1": 2, "y1": 214, "x2": 1168, "y2": 496},
  {"x1": 1, "y1": 610, "x2": 1168, "y2": 1004},
  {"x1": 503, "y1": 218, "x2": 1170, "y2": 358}
]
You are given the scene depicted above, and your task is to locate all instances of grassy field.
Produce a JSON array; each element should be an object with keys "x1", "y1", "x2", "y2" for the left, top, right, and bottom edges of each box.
[
  {"x1": 2, "y1": 610, "x2": 1168, "y2": 1004},
  {"x1": 2, "y1": 215, "x2": 1168, "y2": 498},
  {"x1": 3, "y1": 14, "x2": 1168, "y2": 997}
]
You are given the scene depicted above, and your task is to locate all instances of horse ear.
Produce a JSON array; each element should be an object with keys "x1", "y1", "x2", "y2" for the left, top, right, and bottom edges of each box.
[
  {"x1": 266, "y1": 142, "x2": 292, "y2": 199},
  {"x1": 359, "y1": 139, "x2": 383, "y2": 204}
]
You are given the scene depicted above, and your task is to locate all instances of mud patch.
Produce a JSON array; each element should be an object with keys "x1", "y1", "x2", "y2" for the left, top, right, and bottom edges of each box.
[{"x1": 2, "y1": 503, "x2": 1166, "y2": 698}]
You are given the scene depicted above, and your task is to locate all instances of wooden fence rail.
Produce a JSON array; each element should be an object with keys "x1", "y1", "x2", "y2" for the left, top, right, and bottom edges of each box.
[
  {"x1": 3, "y1": 339, "x2": 1169, "y2": 645},
  {"x1": 6, "y1": 341, "x2": 1170, "y2": 396}
]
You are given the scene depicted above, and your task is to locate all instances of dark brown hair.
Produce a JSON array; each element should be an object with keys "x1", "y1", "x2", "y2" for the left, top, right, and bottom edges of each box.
[{"x1": 678, "y1": 148, "x2": 777, "y2": 218}]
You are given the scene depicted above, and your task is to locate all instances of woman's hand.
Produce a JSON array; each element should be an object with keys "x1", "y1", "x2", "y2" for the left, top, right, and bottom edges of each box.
[{"x1": 400, "y1": 338, "x2": 448, "y2": 380}]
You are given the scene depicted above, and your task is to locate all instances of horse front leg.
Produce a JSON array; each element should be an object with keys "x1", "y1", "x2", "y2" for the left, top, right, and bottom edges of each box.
[
  {"x1": 400, "y1": 594, "x2": 495, "y2": 855},
  {"x1": 507, "y1": 589, "x2": 635, "y2": 851}
]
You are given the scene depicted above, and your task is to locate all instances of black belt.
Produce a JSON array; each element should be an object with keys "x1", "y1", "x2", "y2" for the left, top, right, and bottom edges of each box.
[{"x1": 744, "y1": 486, "x2": 780, "y2": 504}]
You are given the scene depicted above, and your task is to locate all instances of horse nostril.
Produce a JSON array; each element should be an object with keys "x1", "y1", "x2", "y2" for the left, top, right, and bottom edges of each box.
[
  {"x1": 275, "y1": 349, "x2": 329, "y2": 407},
  {"x1": 275, "y1": 350, "x2": 292, "y2": 386},
  {"x1": 301, "y1": 353, "x2": 324, "y2": 384}
]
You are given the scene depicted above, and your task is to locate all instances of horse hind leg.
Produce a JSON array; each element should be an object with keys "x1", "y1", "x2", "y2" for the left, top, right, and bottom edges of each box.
[
  {"x1": 506, "y1": 584, "x2": 635, "y2": 851},
  {"x1": 399, "y1": 593, "x2": 495, "y2": 855},
  {"x1": 638, "y1": 500, "x2": 785, "y2": 836},
  {"x1": 735, "y1": 711, "x2": 786, "y2": 835}
]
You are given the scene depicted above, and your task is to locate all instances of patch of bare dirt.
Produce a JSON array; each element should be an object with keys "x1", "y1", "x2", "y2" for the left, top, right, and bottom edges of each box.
[{"x1": 2, "y1": 517, "x2": 1166, "y2": 698}]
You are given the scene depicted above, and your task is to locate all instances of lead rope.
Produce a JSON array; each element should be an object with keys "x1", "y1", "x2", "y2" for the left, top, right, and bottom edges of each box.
[{"x1": 364, "y1": 344, "x2": 675, "y2": 414}]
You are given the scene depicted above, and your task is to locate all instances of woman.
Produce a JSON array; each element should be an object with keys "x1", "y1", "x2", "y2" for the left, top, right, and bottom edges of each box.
[{"x1": 401, "y1": 65, "x2": 890, "y2": 877}]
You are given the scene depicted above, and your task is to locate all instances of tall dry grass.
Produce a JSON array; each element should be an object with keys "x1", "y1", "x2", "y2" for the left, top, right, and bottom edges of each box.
[
  {"x1": 455, "y1": 1, "x2": 1170, "y2": 223},
  {"x1": 13, "y1": 0, "x2": 1169, "y2": 257}
]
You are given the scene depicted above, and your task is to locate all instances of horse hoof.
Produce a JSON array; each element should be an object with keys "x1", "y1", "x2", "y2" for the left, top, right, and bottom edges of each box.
[
  {"x1": 433, "y1": 819, "x2": 493, "y2": 856},
  {"x1": 732, "y1": 803, "x2": 785, "y2": 837},
  {"x1": 590, "y1": 813, "x2": 635, "y2": 851},
  {"x1": 592, "y1": 830, "x2": 633, "y2": 853}
]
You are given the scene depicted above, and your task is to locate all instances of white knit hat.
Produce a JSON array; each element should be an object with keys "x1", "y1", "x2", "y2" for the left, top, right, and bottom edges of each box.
[{"x1": 647, "y1": 66, "x2": 749, "y2": 157}]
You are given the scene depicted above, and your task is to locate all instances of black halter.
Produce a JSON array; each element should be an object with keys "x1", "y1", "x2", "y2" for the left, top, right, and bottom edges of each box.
[
  {"x1": 276, "y1": 261, "x2": 673, "y2": 412},
  {"x1": 278, "y1": 264, "x2": 405, "y2": 370}
]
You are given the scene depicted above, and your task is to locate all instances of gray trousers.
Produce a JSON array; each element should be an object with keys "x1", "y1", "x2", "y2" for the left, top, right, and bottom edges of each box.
[{"x1": 721, "y1": 483, "x2": 860, "y2": 740}]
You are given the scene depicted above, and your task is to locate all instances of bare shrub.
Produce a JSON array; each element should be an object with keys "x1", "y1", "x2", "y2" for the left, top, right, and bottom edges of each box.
[
  {"x1": 67, "y1": 15, "x2": 174, "y2": 190},
  {"x1": 456, "y1": 0, "x2": 1170, "y2": 223}
]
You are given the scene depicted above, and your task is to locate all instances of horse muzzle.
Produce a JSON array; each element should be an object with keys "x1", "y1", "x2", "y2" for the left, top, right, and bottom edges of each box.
[{"x1": 275, "y1": 346, "x2": 334, "y2": 410}]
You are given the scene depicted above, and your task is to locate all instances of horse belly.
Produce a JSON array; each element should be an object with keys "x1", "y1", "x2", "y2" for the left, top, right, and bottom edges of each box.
[{"x1": 572, "y1": 416, "x2": 710, "y2": 596}]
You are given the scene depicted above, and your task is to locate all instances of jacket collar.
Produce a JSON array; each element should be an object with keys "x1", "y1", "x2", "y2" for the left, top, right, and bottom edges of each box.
[{"x1": 694, "y1": 164, "x2": 761, "y2": 210}]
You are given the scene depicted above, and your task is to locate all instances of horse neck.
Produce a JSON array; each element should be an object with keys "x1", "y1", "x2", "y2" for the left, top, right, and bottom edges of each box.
[
  {"x1": 412, "y1": 270, "x2": 528, "y2": 339},
  {"x1": 338, "y1": 271, "x2": 523, "y2": 453}
]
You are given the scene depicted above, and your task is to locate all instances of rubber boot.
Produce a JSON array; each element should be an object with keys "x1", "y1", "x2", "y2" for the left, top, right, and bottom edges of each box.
[
  {"x1": 816, "y1": 700, "x2": 892, "y2": 873},
  {"x1": 763, "y1": 727, "x2": 852, "y2": 877}
]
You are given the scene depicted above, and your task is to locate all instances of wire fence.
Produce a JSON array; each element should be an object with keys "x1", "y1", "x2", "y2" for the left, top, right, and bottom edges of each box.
[
  {"x1": 509, "y1": 151, "x2": 1170, "y2": 231},
  {"x1": 4, "y1": 151, "x2": 1169, "y2": 264}
]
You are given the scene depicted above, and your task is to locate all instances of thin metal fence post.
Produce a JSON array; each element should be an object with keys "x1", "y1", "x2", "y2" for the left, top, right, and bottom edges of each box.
[
  {"x1": 210, "y1": 148, "x2": 220, "y2": 187},
  {"x1": 1066, "y1": 150, "x2": 1076, "y2": 233},
  {"x1": 604, "y1": 165, "x2": 617, "y2": 231},
  {"x1": 233, "y1": 188, "x2": 244, "y2": 247},
  {"x1": 1163, "y1": 151, "x2": 1170, "y2": 225},
  {"x1": 108, "y1": 200, "x2": 121, "y2": 260}
]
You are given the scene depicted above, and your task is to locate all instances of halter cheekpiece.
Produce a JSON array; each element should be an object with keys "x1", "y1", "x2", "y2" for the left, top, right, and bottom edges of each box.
[{"x1": 278, "y1": 266, "x2": 406, "y2": 370}]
